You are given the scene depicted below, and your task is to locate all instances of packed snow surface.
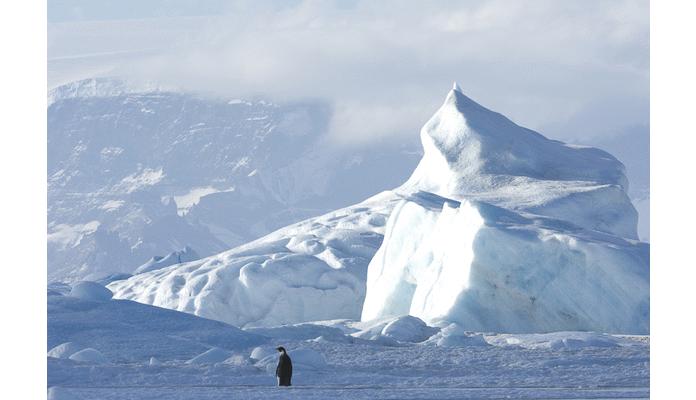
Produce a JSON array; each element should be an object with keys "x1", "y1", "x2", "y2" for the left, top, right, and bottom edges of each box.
[
  {"x1": 48, "y1": 294, "x2": 649, "y2": 399},
  {"x1": 256, "y1": 348, "x2": 327, "y2": 372},
  {"x1": 48, "y1": 282, "x2": 648, "y2": 399},
  {"x1": 186, "y1": 347, "x2": 232, "y2": 365}
]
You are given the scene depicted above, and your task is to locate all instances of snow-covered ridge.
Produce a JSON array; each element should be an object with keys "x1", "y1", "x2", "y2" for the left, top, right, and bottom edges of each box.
[
  {"x1": 48, "y1": 78, "x2": 150, "y2": 106},
  {"x1": 133, "y1": 246, "x2": 200, "y2": 275},
  {"x1": 108, "y1": 191, "x2": 399, "y2": 327}
]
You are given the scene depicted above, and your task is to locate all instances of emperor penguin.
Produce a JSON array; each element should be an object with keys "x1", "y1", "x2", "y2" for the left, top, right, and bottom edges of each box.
[{"x1": 275, "y1": 346, "x2": 292, "y2": 386}]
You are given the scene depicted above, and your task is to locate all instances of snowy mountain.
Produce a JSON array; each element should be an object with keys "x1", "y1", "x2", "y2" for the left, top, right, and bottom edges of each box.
[
  {"x1": 48, "y1": 78, "x2": 420, "y2": 282},
  {"x1": 109, "y1": 84, "x2": 649, "y2": 334}
]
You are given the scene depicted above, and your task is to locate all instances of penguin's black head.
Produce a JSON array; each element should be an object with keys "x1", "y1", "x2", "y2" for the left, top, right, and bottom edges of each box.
[{"x1": 276, "y1": 346, "x2": 286, "y2": 353}]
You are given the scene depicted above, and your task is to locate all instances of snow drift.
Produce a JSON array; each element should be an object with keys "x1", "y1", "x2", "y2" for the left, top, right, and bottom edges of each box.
[
  {"x1": 48, "y1": 288, "x2": 267, "y2": 363},
  {"x1": 349, "y1": 315, "x2": 439, "y2": 343},
  {"x1": 47, "y1": 342, "x2": 84, "y2": 359},
  {"x1": 110, "y1": 84, "x2": 648, "y2": 334},
  {"x1": 68, "y1": 348, "x2": 109, "y2": 364},
  {"x1": 186, "y1": 347, "x2": 232, "y2": 364},
  {"x1": 69, "y1": 281, "x2": 113, "y2": 302}
]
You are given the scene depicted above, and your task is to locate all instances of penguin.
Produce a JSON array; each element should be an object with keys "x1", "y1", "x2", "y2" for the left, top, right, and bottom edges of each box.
[{"x1": 275, "y1": 346, "x2": 292, "y2": 386}]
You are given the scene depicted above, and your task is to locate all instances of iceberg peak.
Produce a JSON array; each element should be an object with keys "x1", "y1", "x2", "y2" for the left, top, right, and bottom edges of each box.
[
  {"x1": 452, "y1": 81, "x2": 462, "y2": 93},
  {"x1": 401, "y1": 84, "x2": 637, "y2": 238}
]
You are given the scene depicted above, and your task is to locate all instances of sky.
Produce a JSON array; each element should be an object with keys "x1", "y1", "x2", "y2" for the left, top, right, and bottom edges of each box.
[{"x1": 48, "y1": 0, "x2": 649, "y2": 146}]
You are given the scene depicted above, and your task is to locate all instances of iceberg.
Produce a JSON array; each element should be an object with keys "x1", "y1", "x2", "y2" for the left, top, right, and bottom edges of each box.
[
  {"x1": 361, "y1": 84, "x2": 648, "y2": 333},
  {"x1": 361, "y1": 191, "x2": 648, "y2": 333}
]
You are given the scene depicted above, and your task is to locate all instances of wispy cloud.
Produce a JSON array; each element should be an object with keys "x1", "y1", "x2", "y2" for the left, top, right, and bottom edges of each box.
[{"x1": 48, "y1": 0, "x2": 649, "y2": 144}]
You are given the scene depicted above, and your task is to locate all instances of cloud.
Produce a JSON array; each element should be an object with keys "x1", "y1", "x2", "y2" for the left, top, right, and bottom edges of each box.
[{"x1": 48, "y1": 0, "x2": 649, "y2": 145}]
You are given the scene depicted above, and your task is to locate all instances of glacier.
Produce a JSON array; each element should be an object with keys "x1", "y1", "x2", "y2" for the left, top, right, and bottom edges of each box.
[{"x1": 109, "y1": 84, "x2": 648, "y2": 334}]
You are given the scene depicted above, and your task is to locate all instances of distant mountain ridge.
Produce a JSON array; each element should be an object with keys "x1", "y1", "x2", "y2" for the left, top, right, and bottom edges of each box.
[{"x1": 48, "y1": 78, "x2": 420, "y2": 282}]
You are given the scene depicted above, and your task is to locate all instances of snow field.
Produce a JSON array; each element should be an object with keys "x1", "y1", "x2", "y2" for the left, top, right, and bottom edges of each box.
[
  {"x1": 48, "y1": 286, "x2": 648, "y2": 399},
  {"x1": 48, "y1": 330, "x2": 649, "y2": 399}
]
